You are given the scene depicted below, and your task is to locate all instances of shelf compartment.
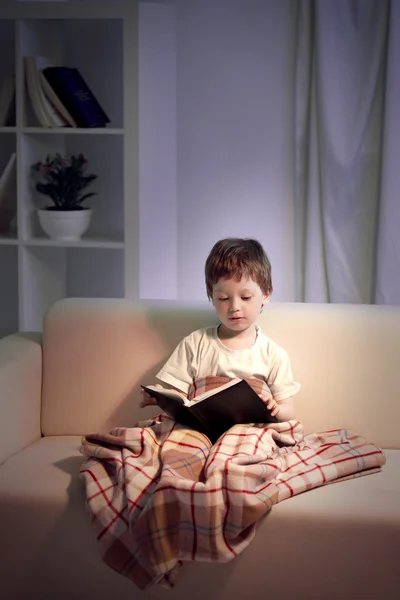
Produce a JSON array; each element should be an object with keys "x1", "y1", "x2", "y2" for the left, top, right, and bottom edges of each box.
[
  {"x1": 0, "y1": 245, "x2": 18, "y2": 338},
  {"x1": 0, "y1": 20, "x2": 16, "y2": 128},
  {"x1": 20, "y1": 131, "x2": 124, "y2": 242},
  {"x1": 22, "y1": 127, "x2": 124, "y2": 136},
  {"x1": 19, "y1": 18, "x2": 123, "y2": 129},
  {"x1": 0, "y1": 133, "x2": 17, "y2": 238},
  {"x1": 19, "y1": 245, "x2": 125, "y2": 331},
  {"x1": 23, "y1": 234, "x2": 124, "y2": 249},
  {"x1": 0, "y1": 234, "x2": 18, "y2": 245}
]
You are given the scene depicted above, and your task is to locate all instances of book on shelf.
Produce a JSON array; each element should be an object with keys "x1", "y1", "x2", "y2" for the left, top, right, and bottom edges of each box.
[
  {"x1": 42, "y1": 66, "x2": 110, "y2": 128},
  {"x1": 0, "y1": 75, "x2": 16, "y2": 127},
  {"x1": 141, "y1": 378, "x2": 279, "y2": 444},
  {"x1": 0, "y1": 153, "x2": 17, "y2": 233},
  {"x1": 39, "y1": 71, "x2": 77, "y2": 128},
  {"x1": 24, "y1": 56, "x2": 69, "y2": 128}
]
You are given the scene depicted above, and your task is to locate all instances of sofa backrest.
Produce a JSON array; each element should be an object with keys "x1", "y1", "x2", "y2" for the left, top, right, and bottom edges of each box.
[{"x1": 41, "y1": 298, "x2": 400, "y2": 448}]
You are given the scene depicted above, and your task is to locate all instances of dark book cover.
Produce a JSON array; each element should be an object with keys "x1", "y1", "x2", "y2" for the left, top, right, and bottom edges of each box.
[
  {"x1": 42, "y1": 66, "x2": 110, "y2": 128},
  {"x1": 141, "y1": 380, "x2": 278, "y2": 444}
]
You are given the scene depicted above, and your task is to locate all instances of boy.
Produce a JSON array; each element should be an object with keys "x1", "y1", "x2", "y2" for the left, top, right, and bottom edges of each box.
[{"x1": 140, "y1": 238, "x2": 300, "y2": 422}]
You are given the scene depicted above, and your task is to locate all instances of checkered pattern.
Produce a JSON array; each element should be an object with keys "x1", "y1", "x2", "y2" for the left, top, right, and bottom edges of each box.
[{"x1": 79, "y1": 379, "x2": 386, "y2": 591}]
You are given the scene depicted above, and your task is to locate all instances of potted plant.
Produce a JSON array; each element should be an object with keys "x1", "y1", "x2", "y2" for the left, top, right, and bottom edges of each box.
[{"x1": 31, "y1": 153, "x2": 98, "y2": 241}]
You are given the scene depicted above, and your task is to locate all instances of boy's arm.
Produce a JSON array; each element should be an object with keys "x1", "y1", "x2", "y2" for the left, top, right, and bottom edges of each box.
[
  {"x1": 275, "y1": 396, "x2": 296, "y2": 421},
  {"x1": 264, "y1": 342, "x2": 300, "y2": 421},
  {"x1": 261, "y1": 394, "x2": 296, "y2": 421}
]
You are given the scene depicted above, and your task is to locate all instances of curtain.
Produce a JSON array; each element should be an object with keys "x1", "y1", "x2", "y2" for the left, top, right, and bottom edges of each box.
[{"x1": 293, "y1": 0, "x2": 393, "y2": 303}]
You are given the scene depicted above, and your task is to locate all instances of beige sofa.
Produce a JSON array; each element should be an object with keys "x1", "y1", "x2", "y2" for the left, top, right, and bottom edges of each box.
[{"x1": 0, "y1": 297, "x2": 399, "y2": 600}]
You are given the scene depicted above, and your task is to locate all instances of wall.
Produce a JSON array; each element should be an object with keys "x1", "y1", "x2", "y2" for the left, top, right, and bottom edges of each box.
[
  {"x1": 139, "y1": 0, "x2": 296, "y2": 302},
  {"x1": 139, "y1": 0, "x2": 178, "y2": 299}
]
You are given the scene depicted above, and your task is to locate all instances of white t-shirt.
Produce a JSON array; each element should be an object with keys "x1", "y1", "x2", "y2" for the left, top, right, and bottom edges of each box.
[{"x1": 156, "y1": 324, "x2": 301, "y2": 401}]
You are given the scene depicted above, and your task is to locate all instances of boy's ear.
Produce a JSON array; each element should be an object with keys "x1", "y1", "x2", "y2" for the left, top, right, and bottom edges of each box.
[{"x1": 261, "y1": 293, "x2": 271, "y2": 311}]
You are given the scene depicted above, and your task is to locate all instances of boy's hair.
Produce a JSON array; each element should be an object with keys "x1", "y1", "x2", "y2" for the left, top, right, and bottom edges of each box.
[{"x1": 205, "y1": 238, "x2": 273, "y2": 300}]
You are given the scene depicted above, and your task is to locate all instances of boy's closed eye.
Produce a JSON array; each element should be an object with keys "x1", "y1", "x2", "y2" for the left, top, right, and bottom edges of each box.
[{"x1": 218, "y1": 297, "x2": 252, "y2": 302}]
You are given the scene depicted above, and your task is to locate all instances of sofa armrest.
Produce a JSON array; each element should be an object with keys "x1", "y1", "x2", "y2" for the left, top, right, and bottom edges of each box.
[{"x1": 0, "y1": 332, "x2": 42, "y2": 465}]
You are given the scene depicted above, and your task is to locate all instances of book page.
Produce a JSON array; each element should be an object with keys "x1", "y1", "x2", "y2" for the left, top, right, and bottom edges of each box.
[
  {"x1": 142, "y1": 385, "x2": 188, "y2": 404},
  {"x1": 186, "y1": 377, "x2": 242, "y2": 406}
]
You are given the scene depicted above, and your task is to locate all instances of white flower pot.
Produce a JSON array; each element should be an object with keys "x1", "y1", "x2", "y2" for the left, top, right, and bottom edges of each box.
[{"x1": 38, "y1": 208, "x2": 92, "y2": 241}]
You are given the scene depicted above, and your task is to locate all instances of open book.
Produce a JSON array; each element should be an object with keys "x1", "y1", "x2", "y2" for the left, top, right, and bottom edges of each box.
[{"x1": 141, "y1": 378, "x2": 278, "y2": 444}]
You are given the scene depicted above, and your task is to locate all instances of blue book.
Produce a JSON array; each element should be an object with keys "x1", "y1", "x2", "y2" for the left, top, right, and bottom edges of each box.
[{"x1": 42, "y1": 66, "x2": 110, "y2": 128}]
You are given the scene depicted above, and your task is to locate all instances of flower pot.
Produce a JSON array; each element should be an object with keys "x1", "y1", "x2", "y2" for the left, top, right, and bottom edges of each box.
[{"x1": 38, "y1": 208, "x2": 92, "y2": 241}]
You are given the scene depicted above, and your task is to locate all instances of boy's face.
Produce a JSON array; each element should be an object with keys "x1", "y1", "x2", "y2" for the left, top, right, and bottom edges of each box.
[{"x1": 211, "y1": 275, "x2": 269, "y2": 334}]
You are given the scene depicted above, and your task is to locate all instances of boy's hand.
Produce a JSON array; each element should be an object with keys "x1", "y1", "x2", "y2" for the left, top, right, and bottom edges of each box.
[
  {"x1": 260, "y1": 393, "x2": 281, "y2": 417},
  {"x1": 139, "y1": 385, "x2": 161, "y2": 408}
]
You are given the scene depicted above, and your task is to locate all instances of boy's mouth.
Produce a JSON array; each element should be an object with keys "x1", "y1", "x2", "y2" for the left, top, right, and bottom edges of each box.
[{"x1": 229, "y1": 317, "x2": 243, "y2": 321}]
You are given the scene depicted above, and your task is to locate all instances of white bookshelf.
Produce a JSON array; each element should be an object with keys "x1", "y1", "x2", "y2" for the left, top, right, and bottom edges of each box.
[{"x1": 0, "y1": 0, "x2": 139, "y2": 334}]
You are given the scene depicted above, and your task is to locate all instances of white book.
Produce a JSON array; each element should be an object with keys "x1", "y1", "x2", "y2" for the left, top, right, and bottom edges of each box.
[
  {"x1": 25, "y1": 56, "x2": 68, "y2": 127},
  {"x1": 0, "y1": 75, "x2": 15, "y2": 126},
  {"x1": 39, "y1": 71, "x2": 77, "y2": 127},
  {"x1": 24, "y1": 56, "x2": 51, "y2": 127}
]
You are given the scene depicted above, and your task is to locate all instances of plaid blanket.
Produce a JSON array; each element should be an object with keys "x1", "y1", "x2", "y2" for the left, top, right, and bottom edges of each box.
[{"x1": 79, "y1": 381, "x2": 386, "y2": 591}]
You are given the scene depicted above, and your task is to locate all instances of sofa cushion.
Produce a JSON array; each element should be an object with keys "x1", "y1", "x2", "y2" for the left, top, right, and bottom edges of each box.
[
  {"x1": 40, "y1": 298, "x2": 400, "y2": 449},
  {"x1": 0, "y1": 437, "x2": 399, "y2": 599},
  {"x1": 40, "y1": 299, "x2": 215, "y2": 437},
  {"x1": 0, "y1": 436, "x2": 137, "y2": 599},
  {"x1": 0, "y1": 332, "x2": 42, "y2": 465}
]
